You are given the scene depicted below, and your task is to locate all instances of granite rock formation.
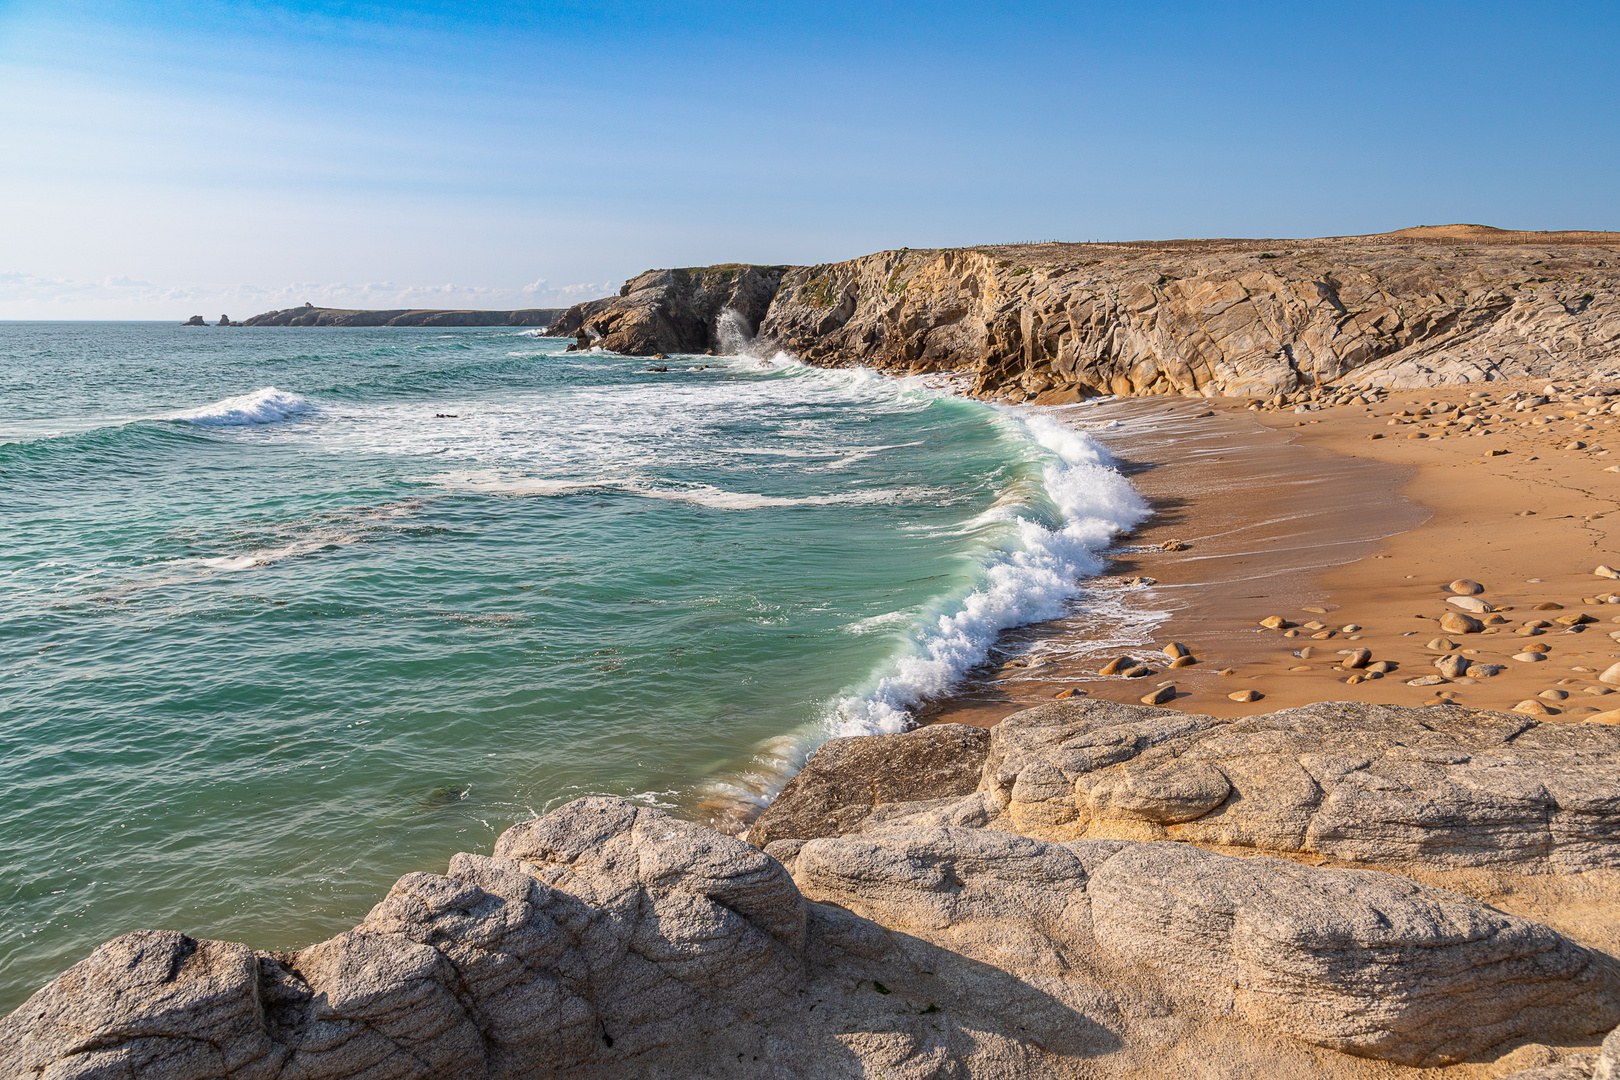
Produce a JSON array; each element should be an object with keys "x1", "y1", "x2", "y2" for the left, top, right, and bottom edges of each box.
[
  {"x1": 755, "y1": 226, "x2": 1620, "y2": 400},
  {"x1": 242, "y1": 305, "x2": 566, "y2": 327},
  {"x1": 8, "y1": 700, "x2": 1620, "y2": 1078},
  {"x1": 544, "y1": 264, "x2": 786, "y2": 355},
  {"x1": 748, "y1": 723, "x2": 989, "y2": 849}
]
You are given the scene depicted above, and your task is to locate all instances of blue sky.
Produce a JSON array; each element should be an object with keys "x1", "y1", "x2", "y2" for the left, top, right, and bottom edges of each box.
[{"x1": 1, "y1": 0, "x2": 1616, "y2": 318}]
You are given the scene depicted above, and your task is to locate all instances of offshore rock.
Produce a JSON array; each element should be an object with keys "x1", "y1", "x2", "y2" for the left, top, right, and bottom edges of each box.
[
  {"x1": 748, "y1": 723, "x2": 990, "y2": 849},
  {"x1": 543, "y1": 264, "x2": 787, "y2": 355}
]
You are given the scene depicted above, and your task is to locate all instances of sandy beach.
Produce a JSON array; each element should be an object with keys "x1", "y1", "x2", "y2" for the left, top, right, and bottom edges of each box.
[{"x1": 927, "y1": 377, "x2": 1620, "y2": 727}]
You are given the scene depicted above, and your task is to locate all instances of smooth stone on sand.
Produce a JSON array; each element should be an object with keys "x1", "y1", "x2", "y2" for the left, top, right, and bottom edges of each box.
[
  {"x1": 1541, "y1": 689, "x2": 1570, "y2": 701},
  {"x1": 1471, "y1": 664, "x2": 1506, "y2": 677},
  {"x1": 1227, "y1": 689, "x2": 1263, "y2": 702},
  {"x1": 1514, "y1": 699, "x2": 1557, "y2": 716},
  {"x1": 1597, "y1": 565, "x2": 1620, "y2": 579},
  {"x1": 1163, "y1": 642, "x2": 1191, "y2": 659},
  {"x1": 1368, "y1": 660, "x2": 1397, "y2": 673},
  {"x1": 1053, "y1": 688, "x2": 1087, "y2": 699},
  {"x1": 1169, "y1": 655, "x2": 1197, "y2": 669},
  {"x1": 1447, "y1": 596, "x2": 1493, "y2": 614},
  {"x1": 1344, "y1": 649, "x2": 1373, "y2": 670},
  {"x1": 1440, "y1": 612, "x2": 1485, "y2": 634},
  {"x1": 1587, "y1": 708, "x2": 1620, "y2": 724},
  {"x1": 1140, "y1": 685, "x2": 1176, "y2": 705},
  {"x1": 1434, "y1": 655, "x2": 1471, "y2": 679},
  {"x1": 1427, "y1": 637, "x2": 1459, "y2": 651},
  {"x1": 1556, "y1": 613, "x2": 1598, "y2": 626},
  {"x1": 1448, "y1": 579, "x2": 1485, "y2": 595},
  {"x1": 1513, "y1": 652, "x2": 1549, "y2": 663},
  {"x1": 1099, "y1": 657, "x2": 1134, "y2": 675},
  {"x1": 1341, "y1": 624, "x2": 1362, "y2": 633},
  {"x1": 1535, "y1": 602, "x2": 1566, "y2": 611},
  {"x1": 1600, "y1": 662, "x2": 1620, "y2": 687},
  {"x1": 1259, "y1": 615, "x2": 1292, "y2": 629},
  {"x1": 1121, "y1": 665, "x2": 1152, "y2": 678},
  {"x1": 1407, "y1": 675, "x2": 1449, "y2": 686}
]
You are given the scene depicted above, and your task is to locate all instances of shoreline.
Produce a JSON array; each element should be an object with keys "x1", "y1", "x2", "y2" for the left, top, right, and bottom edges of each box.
[{"x1": 919, "y1": 376, "x2": 1620, "y2": 727}]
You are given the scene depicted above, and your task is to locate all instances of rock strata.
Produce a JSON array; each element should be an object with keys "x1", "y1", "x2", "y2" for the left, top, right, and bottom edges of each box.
[
  {"x1": 8, "y1": 701, "x2": 1620, "y2": 1078},
  {"x1": 543, "y1": 264, "x2": 786, "y2": 355}
]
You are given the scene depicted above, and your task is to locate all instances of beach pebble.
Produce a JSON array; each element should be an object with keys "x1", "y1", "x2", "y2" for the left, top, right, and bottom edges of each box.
[
  {"x1": 1163, "y1": 642, "x2": 1191, "y2": 659},
  {"x1": 1599, "y1": 662, "x2": 1620, "y2": 687},
  {"x1": 1587, "y1": 685, "x2": 1615, "y2": 695},
  {"x1": 1259, "y1": 615, "x2": 1291, "y2": 629},
  {"x1": 1434, "y1": 655, "x2": 1470, "y2": 679},
  {"x1": 1169, "y1": 655, "x2": 1197, "y2": 669},
  {"x1": 1099, "y1": 657, "x2": 1133, "y2": 675},
  {"x1": 1340, "y1": 624, "x2": 1361, "y2": 633},
  {"x1": 1534, "y1": 602, "x2": 1564, "y2": 611},
  {"x1": 1283, "y1": 629, "x2": 1300, "y2": 638},
  {"x1": 1448, "y1": 579, "x2": 1485, "y2": 595},
  {"x1": 1288, "y1": 665, "x2": 1311, "y2": 672},
  {"x1": 1368, "y1": 660, "x2": 1397, "y2": 673},
  {"x1": 1140, "y1": 685, "x2": 1176, "y2": 705},
  {"x1": 1159, "y1": 538, "x2": 1190, "y2": 552},
  {"x1": 1513, "y1": 699, "x2": 1557, "y2": 716},
  {"x1": 1228, "y1": 689, "x2": 1263, "y2": 702},
  {"x1": 1407, "y1": 675, "x2": 1449, "y2": 686},
  {"x1": 1301, "y1": 621, "x2": 1328, "y2": 631},
  {"x1": 1511, "y1": 652, "x2": 1548, "y2": 663},
  {"x1": 1446, "y1": 596, "x2": 1493, "y2": 614},
  {"x1": 1597, "y1": 565, "x2": 1620, "y2": 579},
  {"x1": 1121, "y1": 665, "x2": 1152, "y2": 678},
  {"x1": 1427, "y1": 637, "x2": 1459, "y2": 651},
  {"x1": 1586, "y1": 709, "x2": 1620, "y2": 724},
  {"x1": 1555, "y1": 613, "x2": 1597, "y2": 626},
  {"x1": 1482, "y1": 614, "x2": 1512, "y2": 626},
  {"x1": 1525, "y1": 643, "x2": 1552, "y2": 653},
  {"x1": 1344, "y1": 648, "x2": 1373, "y2": 669},
  {"x1": 1540, "y1": 689, "x2": 1569, "y2": 701},
  {"x1": 1345, "y1": 674, "x2": 1364, "y2": 685},
  {"x1": 1053, "y1": 688, "x2": 1086, "y2": 699},
  {"x1": 1471, "y1": 664, "x2": 1505, "y2": 677},
  {"x1": 1440, "y1": 612, "x2": 1484, "y2": 634}
]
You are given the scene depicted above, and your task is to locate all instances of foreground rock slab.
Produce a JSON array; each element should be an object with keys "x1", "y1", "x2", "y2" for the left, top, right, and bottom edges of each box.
[{"x1": 7, "y1": 702, "x2": 1620, "y2": 1078}]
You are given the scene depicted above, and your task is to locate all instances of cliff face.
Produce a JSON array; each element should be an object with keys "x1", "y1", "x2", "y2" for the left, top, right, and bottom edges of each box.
[
  {"x1": 543, "y1": 264, "x2": 786, "y2": 354},
  {"x1": 756, "y1": 227, "x2": 1620, "y2": 400},
  {"x1": 242, "y1": 306, "x2": 564, "y2": 327}
]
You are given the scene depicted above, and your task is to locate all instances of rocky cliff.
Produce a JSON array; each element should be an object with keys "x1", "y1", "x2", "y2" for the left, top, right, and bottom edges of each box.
[
  {"x1": 242, "y1": 305, "x2": 566, "y2": 327},
  {"x1": 756, "y1": 225, "x2": 1620, "y2": 400},
  {"x1": 541, "y1": 226, "x2": 1620, "y2": 399},
  {"x1": 544, "y1": 264, "x2": 786, "y2": 355},
  {"x1": 8, "y1": 700, "x2": 1620, "y2": 1079}
]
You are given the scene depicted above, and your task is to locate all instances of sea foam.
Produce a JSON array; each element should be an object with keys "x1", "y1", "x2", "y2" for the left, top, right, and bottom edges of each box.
[
  {"x1": 827, "y1": 411, "x2": 1148, "y2": 736},
  {"x1": 172, "y1": 387, "x2": 309, "y2": 426}
]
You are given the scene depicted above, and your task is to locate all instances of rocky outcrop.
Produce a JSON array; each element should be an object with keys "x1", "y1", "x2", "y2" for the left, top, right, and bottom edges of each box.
[
  {"x1": 181, "y1": 315, "x2": 206, "y2": 326},
  {"x1": 9, "y1": 701, "x2": 1620, "y2": 1079},
  {"x1": 241, "y1": 305, "x2": 567, "y2": 327},
  {"x1": 755, "y1": 226, "x2": 1620, "y2": 399},
  {"x1": 543, "y1": 264, "x2": 786, "y2": 355},
  {"x1": 748, "y1": 723, "x2": 989, "y2": 848}
]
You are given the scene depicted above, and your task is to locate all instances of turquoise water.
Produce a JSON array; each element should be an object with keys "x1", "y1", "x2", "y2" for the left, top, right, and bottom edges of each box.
[{"x1": 0, "y1": 322, "x2": 1145, "y2": 1011}]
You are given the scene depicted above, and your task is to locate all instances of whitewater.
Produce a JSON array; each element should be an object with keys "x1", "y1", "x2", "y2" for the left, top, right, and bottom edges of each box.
[{"x1": 0, "y1": 321, "x2": 1146, "y2": 1012}]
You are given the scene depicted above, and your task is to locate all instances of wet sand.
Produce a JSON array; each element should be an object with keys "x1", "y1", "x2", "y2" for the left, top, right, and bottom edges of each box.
[{"x1": 925, "y1": 379, "x2": 1620, "y2": 726}]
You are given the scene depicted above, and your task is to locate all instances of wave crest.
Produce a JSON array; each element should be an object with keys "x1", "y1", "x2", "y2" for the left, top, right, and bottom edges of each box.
[{"x1": 172, "y1": 387, "x2": 309, "y2": 426}]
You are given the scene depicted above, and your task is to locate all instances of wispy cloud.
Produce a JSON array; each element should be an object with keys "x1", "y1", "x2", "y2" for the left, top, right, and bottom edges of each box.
[{"x1": 0, "y1": 273, "x2": 617, "y2": 320}]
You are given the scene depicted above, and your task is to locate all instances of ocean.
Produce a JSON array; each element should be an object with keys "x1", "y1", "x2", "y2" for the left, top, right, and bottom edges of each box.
[{"x1": 0, "y1": 321, "x2": 1146, "y2": 1010}]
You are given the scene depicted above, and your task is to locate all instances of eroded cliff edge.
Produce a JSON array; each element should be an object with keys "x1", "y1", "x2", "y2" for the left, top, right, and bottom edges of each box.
[
  {"x1": 8, "y1": 700, "x2": 1620, "y2": 1079},
  {"x1": 547, "y1": 225, "x2": 1620, "y2": 398}
]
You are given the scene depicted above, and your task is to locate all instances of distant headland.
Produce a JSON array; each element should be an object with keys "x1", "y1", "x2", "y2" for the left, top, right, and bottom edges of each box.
[{"x1": 184, "y1": 303, "x2": 569, "y2": 328}]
